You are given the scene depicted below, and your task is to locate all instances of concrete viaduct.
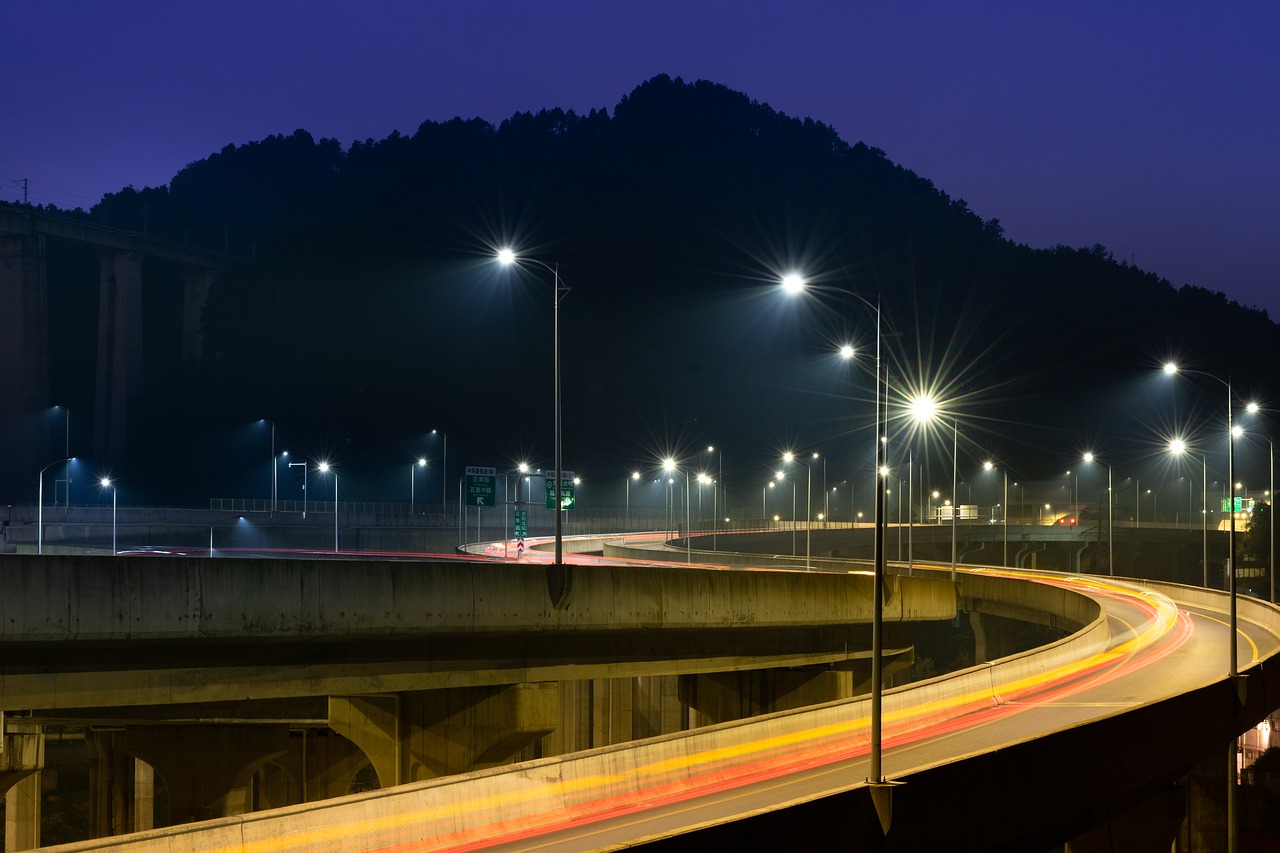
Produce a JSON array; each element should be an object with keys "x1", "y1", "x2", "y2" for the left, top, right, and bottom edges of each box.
[{"x1": 0, "y1": 206, "x2": 228, "y2": 469}]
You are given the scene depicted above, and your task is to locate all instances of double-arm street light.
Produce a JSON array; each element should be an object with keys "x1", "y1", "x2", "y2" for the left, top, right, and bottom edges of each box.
[
  {"x1": 780, "y1": 273, "x2": 889, "y2": 786},
  {"x1": 497, "y1": 249, "x2": 568, "y2": 564}
]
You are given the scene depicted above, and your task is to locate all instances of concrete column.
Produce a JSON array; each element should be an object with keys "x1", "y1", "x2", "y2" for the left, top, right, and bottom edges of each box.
[
  {"x1": 86, "y1": 728, "x2": 135, "y2": 838},
  {"x1": 94, "y1": 251, "x2": 144, "y2": 460},
  {"x1": 680, "y1": 668, "x2": 852, "y2": 726},
  {"x1": 3, "y1": 772, "x2": 40, "y2": 853},
  {"x1": 329, "y1": 684, "x2": 559, "y2": 787},
  {"x1": 122, "y1": 725, "x2": 290, "y2": 825},
  {"x1": 970, "y1": 611, "x2": 1026, "y2": 663},
  {"x1": 254, "y1": 729, "x2": 371, "y2": 811},
  {"x1": 181, "y1": 268, "x2": 215, "y2": 360},
  {"x1": 0, "y1": 235, "x2": 49, "y2": 495},
  {"x1": 1181, "y1": 750, "x2": 1229, "y2": 851}
]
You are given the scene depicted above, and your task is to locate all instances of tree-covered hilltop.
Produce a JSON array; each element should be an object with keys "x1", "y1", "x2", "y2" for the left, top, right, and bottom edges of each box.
[{"x1": 24, "y1": 75, "x2": 1280, "y2": 503}]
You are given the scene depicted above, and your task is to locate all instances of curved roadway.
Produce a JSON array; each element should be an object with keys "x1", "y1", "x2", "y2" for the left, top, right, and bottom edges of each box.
[{"x1": 38, "y1": 542, "x2": 1280, "y2": 852}]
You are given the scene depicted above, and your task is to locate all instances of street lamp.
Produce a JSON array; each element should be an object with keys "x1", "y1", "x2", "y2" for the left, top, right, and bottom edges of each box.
[
  {"x1": 99, "y1": 477, "x2": 117, "y2": 555},
  {"x1": 260, "y1": 419, "x2": 277, "y2": 512},
  {"x1": 497, "y1": 249, "x2": 569, "y2": 565},
  {"x1": 1082, "y1": 452, "x2": 1113, "y2": 575},
  {"x1": 662, "y1": 457, "x2": 691, "y2": 563},
  {"x1": 626, "y1": 470, "x2": 640, "y2": 530},
  {"x1": 53, "y1": 405, "x2": 71, "y2": 509},
  {"x1": 1169, "y1": 438, "x2": 1209, "y2": 588},
  {"x1": 706, "y1": 445, "x2": 723, "y2": 548},
  {"x1": 431, "y1": 430, "x2": 447, "y2": 506},
  {"x1": 781, "y1": 272, "x2": 889, "y2": 786},
  {"x1": 1163, "y1": 361, "x2": 1243, "y2": 678},
  {"x1": 1242, "y1": 403, "x2": 1275, "y2": 603},
  {"x1": 778, "y1": 456, "x2": 797, "y2": 556},
  {"x1": 985, "y1": 460, "x2": 1008, "y2": 567},
  {"x1": 37, "y1": 457, "x2": 73, "y2": 555},
  {"x1": 410, "y1": 457, "x2": 427, "y2": 514},
  {"x1": 910, "y1": 394, "x2": 959, "y2": 579},
  {"x1": 318, "y1": 461, "x2": 338, "y2": 553},
  {"x1": 288, "y1": 457, "x2": 307, "y2": 518}
]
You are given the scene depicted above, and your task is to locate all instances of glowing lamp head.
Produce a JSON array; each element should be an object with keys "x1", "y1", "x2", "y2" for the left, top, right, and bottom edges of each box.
[
  {"x1": 984, "y1": 461, "x2": 994, "y2": 471},
  {"x1": 1169, "y1": 438, "x2": 1187, "y2": 455},
  {"x1": 417, "y1": 458, "x2": 427, "y2": 467},
  {"x1": 781, "y1": 273, "x2": 806, "y2": 294},
  {"x1": 100, "y1": 477, "x2": 110, "y2": 487},
  {"x1": 1163, "y1": 362, "x2": 1179, "y2": 375},
  {"x1": 663, "y1": 457, "x2": 676, "y2": 473},
  {"x1": 496, "y1": 248, "x2": 517, "y2": 266},
  {"x1": 1083, "y1": 452, "x2": 1094, "y2": 464},
  {"x1": 318, "y1": 462, "x2": 330, "y2": 473},
  {"x1": 839, "y1": 344, "x2": 854, "y2": 360},
  {"x1": 909, "y1": 395, "x2": 938, "y2": 423}
]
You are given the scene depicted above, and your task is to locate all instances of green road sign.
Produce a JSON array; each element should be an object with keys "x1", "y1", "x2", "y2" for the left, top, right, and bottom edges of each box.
[
  {"x1": 465, "y1": 466, "x2": 497, "y2": 507},
  {"x1": 514, "y1": 509, "x2": 528, "y2": 538},
  {"x1": 544, "y1": 472, "x2": 577, "y2": 511}
]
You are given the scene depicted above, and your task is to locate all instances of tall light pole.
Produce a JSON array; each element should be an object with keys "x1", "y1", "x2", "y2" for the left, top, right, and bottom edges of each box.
[
  {"x1": 288, "y1": 458, "x2": 307, "y2": 518},
  {"x1": 910, "y1": 396, "x2": 959, "y2": 580},
  {"x1": 410, "y1": 457, "x2": 426, "y2": 514},
  {"x1": 1082, "y1": 453, "x2": 1113, "y2": 575},
  {"x1": 626, "y1": 470, "x2": 640, "y2": 530},
  {"x1": 779, "y1": 455, "x2": 797, "y2": 556},
  {"x1": 1170, "y1": 438, "x2": 1209, "y2": 588},
  {"x1": 706, "y1": 445, "x2": 722, "y2": 547},
  {"x1": 261, "y1": 419, "x2": 277, "y2": 512},
  {"x1": 985, "y1": 461, "x2": 1008, "y2": 567},
  {"x1": 497, "y1": 249, "x2": 568, "y2": 565},
  {"x1": 318, "y1": 462, "x2": 338, "y2": 553},
  {"x1": 37, "y1": 457, "x2": 73, "y2": 555},
  {"x1": 781, "y1": 272, "x2": 888, "y2": 786},
  {"x1": 100, "y1": 477, "x2": 116, "y2": 554},
  {"x1": 431, "y1": 430, "x2": 447, "y2": 507},
  {"x1": 1163, "y1": 362, "x2": 1241, "y2": 678}
]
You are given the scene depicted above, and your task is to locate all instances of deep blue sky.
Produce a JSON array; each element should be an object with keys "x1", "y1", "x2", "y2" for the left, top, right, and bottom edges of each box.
[{"x1": 7, "y1": 1, "x2": 1278, "y2": 318}]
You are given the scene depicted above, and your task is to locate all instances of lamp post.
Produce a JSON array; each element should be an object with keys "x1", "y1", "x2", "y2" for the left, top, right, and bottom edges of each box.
[
  {"x1": 706, "y1": 446, "x2": 722, "y2": 548},
  {"x1": 318, "y1": 462, "x2": 338, "y2": 553},
  {"x1": 37, "y1": 457, "x2": 73, "y2": 555},
  {"x1": 779, "y1": 456, "x2": 797, "y2": 556},
  {"x1": 1163, "y1": 362, "x2": 1242, "y2": 678},
  {"x1": 1169, "y1": 438, "x2": 1209, "y2": 588},
  {"x1": 781, "y1": 272, "x2": 888, "y2": 786},
  {"x1": 1082, "y1": 452, "x2": 1113, "y2": 575},
  {"x1": 626, "y1": 470, "x2": 640, "y2": 530},
  {"x1": 99, "y1": 477, "x2": 116, "y2": 554},
  {"x1": 411, "y1": 457, "x2": 426, "y2": 514},
  {"x1": 288, "y1": 458, "x2": 307, "y2": 518},
  {"x1": 985, "y1": 461, "x2": 1008, "y2": 567},
  {"x1": 261, "y1": 419, "x2": 277, "y2": 512},
  {"x1": 497, "y1": 249, "x2": 568, "y2": 565},
  {"x1": 662, "y1": 458, "x2": 690, "y2": 563},
  {"x1": 431, "y1": 430, "x2": 447, "y2": 507}
]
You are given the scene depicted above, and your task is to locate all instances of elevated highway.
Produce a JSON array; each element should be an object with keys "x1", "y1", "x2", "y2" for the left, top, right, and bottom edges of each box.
[{"x1": 4, "y1": 535, "x2": 1279, "y2": 850}]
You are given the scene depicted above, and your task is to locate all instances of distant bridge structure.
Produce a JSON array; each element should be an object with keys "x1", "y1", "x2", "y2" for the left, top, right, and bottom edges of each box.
[{"x1": 0, "y1": 205, "x2": 230, "y2": 471}]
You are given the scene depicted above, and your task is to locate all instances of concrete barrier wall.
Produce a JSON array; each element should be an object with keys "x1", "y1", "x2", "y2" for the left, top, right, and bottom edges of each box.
[
  {"x1": 35, "y1": 572, "x2": 1110, "y2": 853},
  {"x1": 0, "y1": 555, "x2": 957, "y2": 644}
]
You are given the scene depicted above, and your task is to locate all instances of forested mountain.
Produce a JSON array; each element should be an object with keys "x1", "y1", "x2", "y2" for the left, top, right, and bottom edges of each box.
[{"x1": 22, "y1": 75, "x2": 1280, "y2": 504}]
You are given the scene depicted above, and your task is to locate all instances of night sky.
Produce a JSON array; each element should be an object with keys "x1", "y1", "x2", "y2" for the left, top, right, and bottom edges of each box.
[{"x1": 6, "y1": 2, "x2": 1279, "y2": 318}]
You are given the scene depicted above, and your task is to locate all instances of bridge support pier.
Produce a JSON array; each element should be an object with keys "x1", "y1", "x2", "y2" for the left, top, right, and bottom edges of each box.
[
  {"x1": 329, "y1": 683, "x2": 558, "y2": 786},
  {"x1": 2, "y1": 723, "x2": 44, "y2": 852},
  {"x1": 1180, "y1": 749, "x2": 1230, "y2": 852},
  {"x1": 970, "y1": 611, "x2": 1027, "y2": 662},
  {"x1": 121, "y1": 724, "x2": 290, "y2": 825},
  {"x1": 86, "y1": 729, "x2": 156, "y2": 837},
  {"x1": 678, "y1": 667, "x2": 852, "y2": 726},
  {"x1": 540, "y1": 676, "x2": 686, "y2": 756},
  {"x1": 255, "y1": 728, "x2": 372, "y2": 809}
]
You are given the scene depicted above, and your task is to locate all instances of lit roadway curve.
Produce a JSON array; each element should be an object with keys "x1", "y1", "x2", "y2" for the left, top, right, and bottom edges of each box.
[
  {"x1": 55, "y1": 557, "x2": 1280, "y2": 852},
  {"x1": 379, "y1": 570, "x2": 1278, "y2": 852}
]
